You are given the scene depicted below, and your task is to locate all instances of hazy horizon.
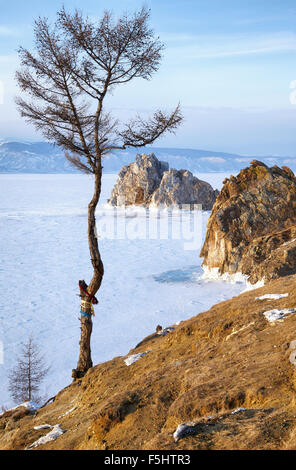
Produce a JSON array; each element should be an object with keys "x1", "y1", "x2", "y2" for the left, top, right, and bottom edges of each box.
[{"x1": 0, "y1": 0, "x2": 296, "y2": 156}]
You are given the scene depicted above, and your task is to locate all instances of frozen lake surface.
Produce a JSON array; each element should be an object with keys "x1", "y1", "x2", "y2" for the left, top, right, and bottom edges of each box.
[{"x1": 0, "y1": 171, "x2": 245, "y2": 406}]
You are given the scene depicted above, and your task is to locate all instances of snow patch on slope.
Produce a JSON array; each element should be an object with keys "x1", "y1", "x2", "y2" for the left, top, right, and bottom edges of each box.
[
  {"x1": 0, "y1": 401, "x2": 40, "y2": 417},
  {"x1": 256, "y1": 293, "x2": 289, "y2": 301},
  {"x1": 263, "y1": 308, "x2": 296, "y2": 322},
  {"x1": 124, "y1": 351, "x2": 151, "y2": 366},
  {"x1": 26, "y1": 424, "x2": 66, "y2": 449}
]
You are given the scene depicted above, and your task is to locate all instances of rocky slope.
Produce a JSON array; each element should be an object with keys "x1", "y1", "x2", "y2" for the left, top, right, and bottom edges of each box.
[
  {"x1": 200, "y1": 161, "x2": 296, "y2": 284},
  {"x1": 108, "y1": 153, "x2": 218, "y2": 209},
  {"x1": 2, "y1": 275, "x2": 296, "y2": 450}
]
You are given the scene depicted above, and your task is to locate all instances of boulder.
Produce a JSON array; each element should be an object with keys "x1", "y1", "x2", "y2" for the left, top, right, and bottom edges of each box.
[
  {"x1": 200, "y1": 161, "x2": 296, "y2": 284},
  {"x1": 108, "y1": 153, "x2": 218, "y2": 210}
]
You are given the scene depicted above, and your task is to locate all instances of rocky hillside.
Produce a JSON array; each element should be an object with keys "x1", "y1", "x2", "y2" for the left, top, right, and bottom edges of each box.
[
  {"x1": 108, "y1": 153, "x2": 218, "y2": 210},
  {"x1": 200, "y1": 161, "x2": 296, "y2": 284},
  {"x1": 2, "y1": 275, "x2": 296, "y2": 450}
]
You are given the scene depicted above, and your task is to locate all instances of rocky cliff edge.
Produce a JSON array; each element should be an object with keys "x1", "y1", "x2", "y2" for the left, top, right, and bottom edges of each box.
[{"x1": 200, "y1": 161, "x2": 296, "y2": 284}]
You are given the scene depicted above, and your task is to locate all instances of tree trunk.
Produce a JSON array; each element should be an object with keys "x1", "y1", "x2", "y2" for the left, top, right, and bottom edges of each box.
[{"x1": 72, "y1": 169, "x2": 104, "y2": 380}]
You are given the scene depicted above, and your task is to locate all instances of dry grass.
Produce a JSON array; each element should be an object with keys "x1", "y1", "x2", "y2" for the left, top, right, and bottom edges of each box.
[{"x1": 2, "y1": 274, "x2": 296, "y2": 450}]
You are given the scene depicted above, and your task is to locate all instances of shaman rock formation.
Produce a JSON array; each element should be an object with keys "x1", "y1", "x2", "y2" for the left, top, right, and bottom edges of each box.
[
  {"x1": 108, "y1": 153, "x2": 218, "y2": 210},
  {"x1": 200, "y1": 161, "x2": 296, "y2": 284}
]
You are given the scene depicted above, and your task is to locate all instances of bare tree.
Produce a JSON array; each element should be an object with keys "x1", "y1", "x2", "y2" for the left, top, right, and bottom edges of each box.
[
  {"x1": 8, "y1": 337, "x2": 49, "y2": 404},
  {"x1": 16, "y1": 6, "x2": 183, "y2": 379}
]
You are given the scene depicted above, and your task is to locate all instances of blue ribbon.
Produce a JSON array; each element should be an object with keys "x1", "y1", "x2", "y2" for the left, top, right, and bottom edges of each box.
[{"x1": 80, "y1": 310, "x2": 92, "y2": 318}]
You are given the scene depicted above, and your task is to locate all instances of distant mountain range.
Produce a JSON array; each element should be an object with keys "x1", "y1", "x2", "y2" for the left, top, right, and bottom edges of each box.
[{"x1": 1, "y1": 141, "x2": 296, "y2": 174}]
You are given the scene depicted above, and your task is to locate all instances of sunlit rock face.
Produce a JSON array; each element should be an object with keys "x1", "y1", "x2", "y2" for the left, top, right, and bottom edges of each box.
[
  {"x1": 108, "y1": 153, "x2": 168, "y2": 206},
  {"x1": 200, "y1": 161, "x2": 296, "y2": 284},
  {"x1": 108, "y1": 153, "x2": 218, "y2": 210},
  {"x1": 150, "y1": 169, "x2": 218, "y2": 210}
]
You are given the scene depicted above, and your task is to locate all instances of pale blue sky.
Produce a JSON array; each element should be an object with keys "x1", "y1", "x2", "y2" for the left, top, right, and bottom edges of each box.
[{"x1": 0, "y1": 0, "x2": 296, "y2": 155}]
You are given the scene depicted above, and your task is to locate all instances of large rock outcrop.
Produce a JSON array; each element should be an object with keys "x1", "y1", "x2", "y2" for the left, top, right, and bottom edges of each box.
[
  {"x1": 108, "y1": 153, "x2": 218, "y2": 210},
  {"x1": 200, "y1": 161, "x2": 296, "y2": 284},
  {"x1": 108, "y1": 153, "x2": 168, "y2": 206},
  {"x1": 150, "y1": 168, "x2": 218, "y2": 210}
]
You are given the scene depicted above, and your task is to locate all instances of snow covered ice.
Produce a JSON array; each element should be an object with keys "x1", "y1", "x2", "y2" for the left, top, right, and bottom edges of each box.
[{"x1": 0, "y1": 172, "x2": 246, "y2": 407}]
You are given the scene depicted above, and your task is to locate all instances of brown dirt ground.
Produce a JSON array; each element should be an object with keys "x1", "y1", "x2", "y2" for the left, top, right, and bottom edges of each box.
[{"x1": 2, "y1": 274, "x2": 296, "y2": 450}]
